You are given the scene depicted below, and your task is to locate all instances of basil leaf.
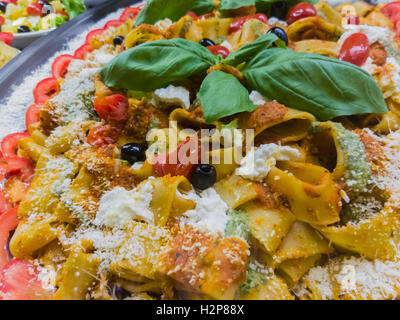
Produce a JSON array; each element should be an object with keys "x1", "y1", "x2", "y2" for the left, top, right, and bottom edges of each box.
[
  {"x1": 220, "y1": 0, "x2": 255, "y2": 10},
  {"x1": 99, "y1": 39, "x2": 219, "y2": 92},
  {"x1": 60, "y1": 0, "x2": 86, "y2": 19},
  {"x1": 256, "y1": 0, "x2": 317, "y2": 12},
  {"x1": 242, "y1": 48, "x2": 388, "y2": 120},
  {"x1": 198, "y1": 71, "x2": 258, "y2": 123},
  {"x1": 223, "y1": 32, "x2": 285, "y2": 66},
  {"x1": 135, "y1": 0, "x2": 215, "y2": 26}
]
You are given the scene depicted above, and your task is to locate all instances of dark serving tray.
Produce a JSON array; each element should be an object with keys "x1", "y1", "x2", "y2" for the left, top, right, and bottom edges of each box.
[{"x1": 0, "y1": 0, "x2": 140, "y2": 104}]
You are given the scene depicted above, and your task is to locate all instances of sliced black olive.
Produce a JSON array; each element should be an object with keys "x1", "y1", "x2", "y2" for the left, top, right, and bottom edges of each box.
[
  {"x1": 191, "y1": 164, "x2": 217, "y2": 190},
  {"x1": 0, "y1": 2, "x2": 7, "y2": 13},
  {"x1": 270, "y1": 1, "x2": 288, "y2": 20},
  {"x1": 199, "y1": 38, "x2": 215, "y2": 47},
  {"x1": 17, "y1": 25, "x2": 31, "y2": 33},
  {"x1": 113, "y1": 35, "x2": 125, "y2": 46},
  {"x1": 42, "y1": 4, "x2": 54, "y2": 15},
  {"x1": 121, "y1": 143, "x2": 147, "y2": 165},
  {"x1": 267, "y1": 27, "x2": 288, "y2": 46}
]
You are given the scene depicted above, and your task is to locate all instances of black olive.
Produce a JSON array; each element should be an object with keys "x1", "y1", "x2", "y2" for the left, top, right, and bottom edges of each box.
[
  {"x1": 121, "y1": 143, "x2": 147, "y2": 165},
  {"x1": 270, "y1": 1, "x2": 288, "y2": 20},
  {"x1": 191, "y1": 165, "x2": 217, "y2": 190},
  {"x1": 113, "y1": 35, "x2": 125, "y2": 46},
  {"x1": 0, "y1": 2, "x2": 6, "y2": 13},
  {"x1": 42, "y1": 4, "x2": 54, "y2": 15},
  {"x1": 199, "y1": 38, "x2": 215, "y2": 47},
  {"x1": 267, "y1": 27, "x2": 288, "y2": 46},
  {"x1": 17, "y1": 25, "x2": 31, "y2": 33}
]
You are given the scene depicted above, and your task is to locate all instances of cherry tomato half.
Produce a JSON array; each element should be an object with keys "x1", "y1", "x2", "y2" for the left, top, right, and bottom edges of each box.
[
  {"x1": 87, "y1": 125, "x2": 121, "y2": 147},
  {"x1": 0, "y1": 208, "x2": 18, "y2": 269},
  {"x1": 26, "y1": 3, "x2": 43, "y2": 16},
  {"x1": 0, "y1": 157, "x2": 34, "y2": 183},
  {"x1": 1, "y1": 0, "x2": 17, "y2": 4},
  {"x1": 119, "y1": 7, "x2": 141, "y2": 22},
  {"x1": 339, "y1": 33, "x2": 370, "y2": 67},
  {"x1": 74, "y1": 43, "x2": 93, "y2": 59},
  {"x1": 0, "y1": 132, "x2": 30, "y2": 159},
  {"x1": 0, "y1": 32, "x2": 13, "y2": 46},
  {"x1": 153, "y1": 138, "x2": 201, "y2": 179},
  {"x1": 93, "y1": 94, "x2": 129, "y2": 124},
  {"x1": 207, "y1": 45, "x2": 230, "y2": 58},
  {"x1": 33, "y1": 78, "x2": 59, "y2": 106},
  {"x1": 286, "y1": 2, "x2": 317, "y2": 25},
  {"x1": 0, "y1": 259, "x2": 52, "y2": 300},
  {"x1": 229, "y1": 14, "x2": 268, "y2": 33},
  {"x1": 25, "y1": 104, "x2": 41, "y2": 130},
  {"x1": 104, "y1": 19, "x2": 124, "y2": 29},
  {"x1": 0, "y1": 17, "x2": 5, "y2": 26},
  {"x1": 51, "y1": 54, "x2": 75, "y2": 79},
  {"x1": 381, "y1": 1, "x2": 400, "y2": 22}
]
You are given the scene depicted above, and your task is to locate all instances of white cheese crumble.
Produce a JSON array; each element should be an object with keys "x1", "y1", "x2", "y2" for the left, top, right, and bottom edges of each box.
[
  {"x1": 361, "y1": 57, "x2": 378, "y2": 75},
  {"x1": 249, "y1": 90, "x2": 268, "y2": 106},
  {"x1": 236, "y1": 143, "x2": 304, "y2": 181},
  {"x1": 220, "y1": 40, "x2": 233, "y2": 51},
  {"x1": 94, "y1": 181, "x2": 154, "y2": 228},
  {"x1": 267, "y1": 17, "x2": 288, "y2": 27},
  {"x1": 155, "y1": 18, "x2": 173, "y2": 32},
  {"x1": 179, "y1": 188, "x2": 229, "y2": 236},
  {"x1": 152, "y1": 85, "x2": 191, "y2": 109},
  {"x1": 378, "y1": 57, "x2": 400, "y2": 98}
]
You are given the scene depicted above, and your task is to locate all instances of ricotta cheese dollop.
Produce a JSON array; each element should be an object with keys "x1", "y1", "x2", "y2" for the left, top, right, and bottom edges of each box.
[
  {"x1": 153, "y1": 85, "x2": 191, "y2": 109},
  {"x1": 236, "y1": 143, "x2": 304, "y2": 181},
  {"x1": 94, "y1": 181, "x2": 154, "y2": 228}
]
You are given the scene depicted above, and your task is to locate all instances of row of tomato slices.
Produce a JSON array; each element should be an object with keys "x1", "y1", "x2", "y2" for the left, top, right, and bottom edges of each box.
[{"x1": 0, "y1": 5, "x2": 145, "y2": 300}]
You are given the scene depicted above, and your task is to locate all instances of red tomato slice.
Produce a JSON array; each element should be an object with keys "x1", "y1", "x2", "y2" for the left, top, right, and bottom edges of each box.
[
  {"x1": 0, "y1": 208, "x2": 18, "y2": 269},
  {"x1": 0, "y1": 17, "x2": 5, "y2": 26},
  {"x1": 51, "y1": 54, "x2": 75, "y2": 79},
  {"x1": 26, "y1": 3, "x2": 43, "y2": 16},
  {"x1": 33, "y1": 78, "x2": 59, "y2": 106},
  {"x1": 339, "y1": 33, "x2": 370, "y2": 67},
  {"x1": 286, "y1": 2, "x2": 317, "y2": 25},
  {"x1": 86, "y1": 28, "x2": 105, "y2": 44},
  {"x1": 0, "y1": 132, "x2": 30, "y2": 159},
  {"x1": 229, "y1": 14, "x2": 268, "y2": 33},
  {"x1": 25, "y1": 104, "x2": 41, "y2": 130},
  {"x1": 0, "y1": 192, "x2": 11, "y2": 216},
  {"x1": 153, "y1": 138, "x2": 201, "y2": 179},
  {"x1": 119, "y1": 7, "x2": 141, "y2": 22},
  {"x1": 207, "y1": 45, "x2": 230, "y2": 58},
  {"x1": 381, "y1": 2, "x2": 400, "y2": 21},
  {"x1": 0, "y1": 157, "x2": 34, "y2": 184},
  {"x1": 1, "y1": 0, "x2": 17, "y2": 4},
  {"x1": 104, "y1": 19, "x2": 124, "y2": 29},
  {"x1": 0, "y1": 32, "x2": 13, "y2": 46},
  {"x1": 87, "y1": 125, "x2": 121, "y2": 147},
  {"x1": 0, "y1": 259, "x2": 52, "y2": 300},
  {"x1": 74, "y1": 43, "x2": 93, "y2": 59},
  {"x1": 93, "y1": 94, "x2": 129, "y2": 124}
]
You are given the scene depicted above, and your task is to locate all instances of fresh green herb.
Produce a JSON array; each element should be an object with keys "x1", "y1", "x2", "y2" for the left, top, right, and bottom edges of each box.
[
  {"x1": 224, "y1": 209, "x2": 251, "y2": 242},
  {"x1": 60, "y1": 0, "x2": 86, "y2": 19},
  {"x1": 198, "y1": 71, "x2": 258, "y2": 123},
  {"x1": 242, "y1": 48, "x2": 388, "y2": 121},
  {"x1": 220, "y1": 0, "x2": 255, "y2": 10},
  {"x1": 135, "y1": 0, "x2": 216, "y2": 26},
  {"x1": 223, "y1": 32, "x2": 285, "y2": 66},
  {"x1": 54, "y1": 15, "x2": 68, "y2": 27},
  {"x1": 99, "y1": 39, "x2": 219, "y2": 92}
]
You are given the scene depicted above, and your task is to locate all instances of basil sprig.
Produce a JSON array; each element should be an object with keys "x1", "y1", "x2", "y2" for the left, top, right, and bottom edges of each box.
[
  {"x1": 242, "y1": 48, "x2": 387, "y2": 120},
  {"x1": 198, "y1": 71, "x2": 258, "y2": 123},
  {"x1": 99, "y1": 33, "x2": 387, "y2": 124},
  {"x1": 99, "y1": 38, "x2": 219, "y2": 92},
  {"x1": 135, "y1": 0, "x2": 216, "y2": 26}
]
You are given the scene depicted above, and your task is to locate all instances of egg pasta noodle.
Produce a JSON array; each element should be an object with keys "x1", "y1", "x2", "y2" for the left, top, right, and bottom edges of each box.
[{"x1": 1, "y1": 0, "x2": 400, "y2": 300}]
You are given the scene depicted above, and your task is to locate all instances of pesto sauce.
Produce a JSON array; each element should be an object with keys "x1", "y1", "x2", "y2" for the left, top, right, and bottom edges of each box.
[
  {"x1": 239, "y1": 264, "x2": 269, "y2": 296},
  {"x1": 224, "y1": 209, "x2": 251, "y2": 242}
]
